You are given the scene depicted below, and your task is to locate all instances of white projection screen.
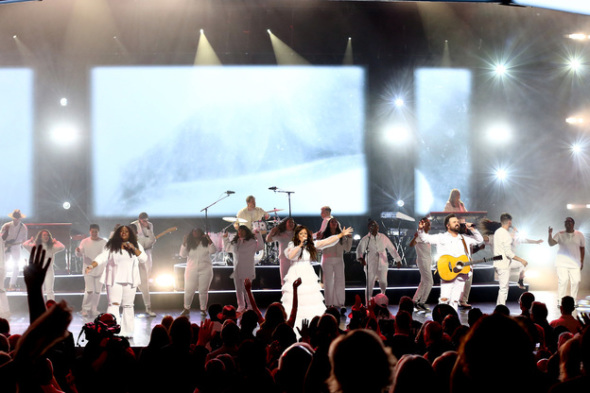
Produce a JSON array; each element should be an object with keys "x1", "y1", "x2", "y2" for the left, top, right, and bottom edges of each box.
[
  {"x1": 0, "y1": 68, "x2": 33, "y2": 217},
  {"x1": 91, "y1": 66, "x2": 367, "y2": 217}
]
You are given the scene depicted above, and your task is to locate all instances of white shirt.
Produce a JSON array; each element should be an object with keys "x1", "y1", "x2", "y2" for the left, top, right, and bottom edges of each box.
[
  {"x1": 493, "y1": 227, "x2": 515, "y2": 269},
  {"x1": 76, "y1": 237, "x2": 108, "y2": 266},
  {"x1": 1, "y1": 221, "x2": 28, "y2": 246},
  {"x1": 180, "y1": 242, "x2": 217, "y2": 272},
  {"x1": 356, "y1": 233, "x2": 401, "y2": 271},
  {"x1": 418, "y1": 229, "x2": 482, "y2": 260},
  {"x1": 236, "y1": 207, "x2": 267, "y2": 230},
  {"x1": 553, "y1": 230, "x2": 586, "y2": 268},
  {"x1": 94, "y1": 244, "x2": 147, "y2": 286}
]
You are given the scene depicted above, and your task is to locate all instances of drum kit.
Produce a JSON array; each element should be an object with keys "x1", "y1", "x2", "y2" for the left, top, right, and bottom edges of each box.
[{"x1": 219, "y1": 208, "x2": 285, "y2": 266}]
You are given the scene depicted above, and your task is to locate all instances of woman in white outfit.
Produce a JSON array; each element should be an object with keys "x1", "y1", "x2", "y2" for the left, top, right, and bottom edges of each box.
[
  {"x1": 23, "y1": 230, "x2": 65, "y2": 301},
  {"x1": 282, "y1": 224, "x2": 353, "y2": 330},
  {"x1": 319, "y1": 218, "x2": 352, "y2": 312},
  {"x1": 266, "y1": 217, "x2": 296, "y2": 284},
  {"x1": 223, "y1": 225, "x2": 263, "y2": 313},
  {"x1": 85, "y1": 225, "x2": 147, "y2": 338},
  {"x1": 180, "y1": 228, "x2": 216, "y2": 319}
]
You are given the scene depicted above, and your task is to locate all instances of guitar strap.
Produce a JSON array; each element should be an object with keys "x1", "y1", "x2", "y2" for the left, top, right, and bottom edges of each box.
[{"x1": 460, "y1": 235, "x2": 471, "y2": 261}]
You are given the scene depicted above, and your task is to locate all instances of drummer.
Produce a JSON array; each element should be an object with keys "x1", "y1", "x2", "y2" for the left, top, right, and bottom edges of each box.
[{"x1": 236, "y1": 195, "x2": 270, "y2": 230}]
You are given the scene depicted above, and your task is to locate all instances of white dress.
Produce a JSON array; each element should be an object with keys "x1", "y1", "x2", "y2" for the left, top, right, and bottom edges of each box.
[{"x1": 281, "y1": 235, "x2": 341, "y2": 329}]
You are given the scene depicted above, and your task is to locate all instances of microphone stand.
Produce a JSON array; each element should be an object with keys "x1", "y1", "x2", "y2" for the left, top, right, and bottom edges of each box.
[
  {"x1": 200, "y1": 192, "x2": 232, "y2": 234},
  {"x1": 270, "y1": 187, "x2": 295, "y2": 217}
]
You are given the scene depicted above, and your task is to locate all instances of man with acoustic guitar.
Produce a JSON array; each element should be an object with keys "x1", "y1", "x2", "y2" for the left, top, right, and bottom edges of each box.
[{"x1": 418, "y1": 213, "x2": 483, "y2": 310}]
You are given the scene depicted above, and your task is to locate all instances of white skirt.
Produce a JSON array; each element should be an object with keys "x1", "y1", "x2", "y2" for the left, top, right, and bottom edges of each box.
[{"x1": 281, "y1": 261, "x2": 326, "y2": 330}]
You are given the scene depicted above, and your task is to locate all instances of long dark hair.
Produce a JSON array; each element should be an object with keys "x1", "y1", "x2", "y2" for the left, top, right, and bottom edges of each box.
[
  {"x1": 106, "y1": 225, "x2": 139, "y2": 257},
  {"x1": 320, "y1": 217, "x2": 343, "y2": 244},
  {"x1": 478, "y1": 218, "x2": 501, "y2": 236},
  {"x1": 187, "y1": 228, "x2": 208, "y2": 249},
  {"x1": 292, "y1": 225, "x2": 317, "y2": 261},
  {"x1": 231, "y1": 225, "x2": 255, "y2": 244},
  {"x1": 277, "y1": 217, "x2": 295, "y2": 234},
  {"x1": 35, "y1": 230, "x2": 55, "y2": 250}
]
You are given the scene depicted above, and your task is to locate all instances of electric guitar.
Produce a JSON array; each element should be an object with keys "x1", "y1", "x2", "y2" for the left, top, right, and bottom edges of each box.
[
  {"x1": 156, "y1": 227, "x2": 178, "y2": 240},
  {"x1": 436, "y1": 254, "x2": 502, "y2": 281}
]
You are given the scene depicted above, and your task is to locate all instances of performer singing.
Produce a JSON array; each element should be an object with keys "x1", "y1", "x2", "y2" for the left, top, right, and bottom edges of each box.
[
  {"x1": 409, "y1": 217, "x2": 433, "y2": 312},
  {"x1": 1, "y1": 209, "x2": 28, "y2": 290},
  {"x1": 548, "y1": 217, "x2": 585, "y2": 305},
  {"x1": 282, "y1": 224, "x2": 353, "y2": 330},
  {"x1": 236, "y1": 195, "x2": 269, "y2": 230},
  {"x1": 85, "y1": 225, "x2": 147, "y2": 338},
  {"x1": 266, "y1": 217, "x2": 296, "y2": 284},
  {"x1": 356, "y1": 220, "x2": 402, "y2": 303},
  {"x1": 319, "y1": 218, "x2": 352, "y2": 313},
  {"x1": 223, "y1": 225, "x2": 264, "y2": 313},
  {"x1": 76, "y1": 224, "x2": 108, "y2": 317},
  {"x1": 418, "y1": 214, "x2": 482, "y2": 310},
  {"x1": 131, "y1": 212, "x2": 156, "y2": 317},
  {"x1": 23, "y1": 230, "x2": 65, "y2": 301},
  {"x1": 180, "y1": 228, "x2": 216, "y2": 319}
]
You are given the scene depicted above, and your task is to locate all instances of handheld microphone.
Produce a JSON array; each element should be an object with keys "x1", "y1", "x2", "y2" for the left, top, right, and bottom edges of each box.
[
  {"x1": 269, "y1": 186, "x2": 278, "y2": 191},
  {"x1": 226, "y1": 191, "x2": 235, "y2": 194}
]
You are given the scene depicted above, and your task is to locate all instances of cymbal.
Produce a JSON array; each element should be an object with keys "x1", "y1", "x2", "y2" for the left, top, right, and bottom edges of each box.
[
  {"x1": 266, "y1": 208, "x2": 284, "y2": 213},
  {"x1": 222, "y1": 217, "x2": 247, "y2": 223},
  {"x1": 70, "y1": 234, "x2": 87, "y2": 241}
]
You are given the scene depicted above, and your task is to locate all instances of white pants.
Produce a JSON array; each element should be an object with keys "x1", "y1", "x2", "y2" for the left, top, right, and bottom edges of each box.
[
  {"x1": 43, "y1": 263, "x2": 55, "y2": 301},
  {"x1": 365, "y1": 264, "x2": 388, "y2": 303},
  {"x1": 413, "y1": 259, "x2": 433, "y2": 304},
  {"x1": 106, "y1": 283, "x2": 137, "y2": 337},
  {"x1": 82, "y1": 273, "x2": 103, "y2": 314},
  {"x1": 184, "y1": 267, "x2": 213, "y2": 311},
  {"x1": 496, "y1": 261, "x2": 526, "y2": 306},
  {"x1": 439, "y1": 274, "x2": 468, "y2": 310},
  {"x1": 7, "y1": 246, "x2": 22, "y2": 287},
  {"x1": 0, "y1": 262, "x2": 5, "y2": 291},
  {"x1": 556, "y1": 266, "x2": 581, "y2": 302},
  {"x1": 138, "y1": 249, "x2": 152, "y2": 309},
  {"x1": 460, "y1": 274, "x2": 472, "y2": 304},
  {"x1": 322, "y1": 257, "x2": 345, "y2": 308},
  {"x1": 234, "y1": 275, "x2": 252, "y2": 312},
  {"x1": 0, "y1": 262, "x2": 8, "y2": 316}
]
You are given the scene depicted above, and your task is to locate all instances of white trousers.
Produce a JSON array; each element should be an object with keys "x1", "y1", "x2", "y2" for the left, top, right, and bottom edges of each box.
[
  {"x1": 82, "y1": 273, "x2": 103, "y2": 314},
  {"x1": 413, "y1": 259, "x2": 433, "y2": 304},
  {"x1": 184, "y1": 267, "x2": 213, "y2": 311},
  {"x1": 322, "y1": 257, "x2": 345, "y2": 308},
  {"x1": 496, "y1": 261, "x2": 526, "y2": 306},
  {"x1": 7, "y1": 246, "x2": 22, "y2": 287},
  {"x1": 556, "y1": 266, "x2": 581, "y2": 302},
  {"x1": 106, "y1": 283, "x2": 137, "y2": 337},
  {"x1": 234, "y1": 275, "x2": 252, "y2": 312},
  {"x1": 43, "y1": 263, "x2": 55, "y2": 301},
  {"x1": 365, "y1": 263, "x2": 388, "y2": 303},
  {"x1": 138, "y1": 249, "x2": 152, "y2": 309},
  {"x1": 439, "y1": 275, "x2": 467, "y2": 310}
]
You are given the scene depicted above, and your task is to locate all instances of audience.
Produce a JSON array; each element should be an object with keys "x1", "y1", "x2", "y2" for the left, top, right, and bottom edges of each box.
[{"x1": 0, "y1": 245, "x2": 588, "y2": 393}]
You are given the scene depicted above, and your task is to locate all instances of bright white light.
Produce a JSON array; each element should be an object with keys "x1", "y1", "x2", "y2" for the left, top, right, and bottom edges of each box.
[
  {"x1": 496, "y1": 168, "x2": 507, "y2": 181},
  {"x1": 569, "y1": 58, "x2": 582, "y2": 71},
  {"x1": 494, "y1": 64, "x2": 507, "y2": 76},
  {"x1": 394, "y1": 98, "x2": 404, "y2": 107},
  {"x1": 566, "y1": 117, "x2": 584, "y2": 125},
  {"x1": 200, "y1": 29, "x2": 204, "y2": 34},
  {"x1": 267, "y1": 29, "x2": 271, "y2": 34},
  {"x1": 525, "y1": 269, "x2": 540, "y2": 279},
  {"x1": 62, "y1": 202, "x2": 71, "y2": 210},
  {"x1": 385, "y1": 125, "x2": 410, "y2": 142},
  {"x1": 397, "y1": 199, "x2": 405, "y2": 207},
  {"x1": 155, "y1": 274, "x2": 175, "y2": 289},
  {"x1": 487, "y1": 124, "x2": 511, "y2": 143},
  {"x1": 572, "y1": 143, "x2": 582, "y2": 154},
  {"x1": 353, "y1": 234, "x2": 361, "y2": 241},
  {"x1": 50, "y1": 125, "x2": 78, "y2": 145},
  {"x1": 60, "y1": 98, "x2": 68, "y2": 106},
  {"x1": 348, "y1": 37, "x2": 351, "y2": 41},
  {"x1": 113, "y1": 36, "x2": 117, "y2": 40},
  {"x1": 12, "y1": 35, "x2": 17, "y2": 39},
  {"x1": 568, "y1": 33, "x2": 590, "y2": 40},
  {"x1": 567, "y1": 204, "x2": 574, "y2": 209}
]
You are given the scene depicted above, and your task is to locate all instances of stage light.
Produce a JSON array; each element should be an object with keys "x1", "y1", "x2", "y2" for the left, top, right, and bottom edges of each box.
[
  {"x1": 267, "y1": 29, "x2": 271, "y2": 34},
  {"x1": 154, "y1": 274, "x2": 175, "y2": 289},
  {"x1": 487, "y1": 124, "x2": 511, "y2": 143},
  {"x1": 50, "y1": 125, "x2": 78, "y2": 145},
  {"x1": 12, "y1": 35, "x2": 16, "y2": 39},
  {"x1": 568, "y1": 33, "x2": 590, "y2": 40},
  {"x1": 385, "y1": 125, "x2": 410, "y2": 142},
  {"x1": 566, "y1": 117, "x2": 584, "y2": 125},
  {"x1": 394, "y1": 98, "x2": 404, "y2": 108},
  {"x1": 568, "y1": 58, "x2": 582, "y2": 72},
  {"x1": 348, "y1": 37, "x2": 351, "y2": 41},
  {"x1": 494, "y1": 64, "x2": 507, "y2": 76},
  {"x1": 62, "y1": 202, "x2": 71, "y2": 210},
  {"x1": 495, "y1": 168, "x2": 507, "y2": 181},
  {"x1": 397, "y1": 199, "x2": 405, "y2": 207},
  {"x1": 353, "y1": 234, "x2": 361, "y2": 241},
  {"x1": 567, "y1": 204, "x2": 573, "y2": 209},
  {"x1": 60, "y1": 98, "x2": 68, "y2": 106},
  {"x1": 572, "y1": 143, "x2": 582, "y2": 154},
  {"x1": 200, "y1": 29, "x2": 204, "y2": 34}
]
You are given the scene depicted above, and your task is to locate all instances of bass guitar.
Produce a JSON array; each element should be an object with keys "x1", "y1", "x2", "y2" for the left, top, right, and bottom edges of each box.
[{"x1": 436, "y1": 254, "x2": 502, "y2": 281}]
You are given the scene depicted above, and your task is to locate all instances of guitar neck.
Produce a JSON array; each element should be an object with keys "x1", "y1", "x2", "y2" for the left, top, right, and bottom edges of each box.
[{"x1": 464, "y1": 257, "x2": 493, "y2": 267}]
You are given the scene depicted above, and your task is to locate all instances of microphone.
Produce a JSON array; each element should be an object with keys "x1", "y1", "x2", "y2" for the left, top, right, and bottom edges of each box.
[
  {"x1": 268, "y1": 186, "x2": 278, "y2": 191},
  {"x1": 226, "y1": 191, "x2": 235, "y2": 194}
]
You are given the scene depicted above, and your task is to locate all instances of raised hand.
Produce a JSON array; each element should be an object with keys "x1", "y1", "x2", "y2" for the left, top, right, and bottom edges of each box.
[
  {"x1": 24, "y1": 245, "x2": 51, "y2": 291},
  {"x1": 293, "y1": 277, "x2": 302, "y2": 289}
]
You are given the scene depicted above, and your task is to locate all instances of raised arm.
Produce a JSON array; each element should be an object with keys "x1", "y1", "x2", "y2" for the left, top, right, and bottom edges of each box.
[
  {"x1": 547, "y1": 227, "x2": 558, "y2": 247},
  {"x1": 315, "y1": 227, "x2": 354, "y2": 250},
  {"x1": 244, "y1": 278, "x2": 264, "y2": 325},
  {"x1": 286, "y1": 278, "x2": 302, "y2": 328},
  {"x1": 24, "y1": 246, "x2": 52, "y2": 323}
]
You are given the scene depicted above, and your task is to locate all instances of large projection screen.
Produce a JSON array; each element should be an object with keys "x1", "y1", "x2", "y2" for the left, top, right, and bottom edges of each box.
[{"x1": 92, "y1": 66, "x2": 366, "y2": 217}]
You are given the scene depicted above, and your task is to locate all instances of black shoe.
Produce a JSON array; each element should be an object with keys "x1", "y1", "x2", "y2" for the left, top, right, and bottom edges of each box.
[
  {"x1": 517, "y1": 279, "x2": 526, "y2": 290},
  {"x1": 458, "y1": 303, "x2": 472, "y2": 310},
  {"x1": 418, "y1": 303, "x2": 431, "y2": 312},
  {"x1": 340, "y1": 307, "x2": 347, "y2": 316}
]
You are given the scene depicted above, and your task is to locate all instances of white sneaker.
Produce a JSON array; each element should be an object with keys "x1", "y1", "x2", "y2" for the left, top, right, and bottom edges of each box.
[{"x1": 145, "y1": 308, "x2": 156, "y2": 317}]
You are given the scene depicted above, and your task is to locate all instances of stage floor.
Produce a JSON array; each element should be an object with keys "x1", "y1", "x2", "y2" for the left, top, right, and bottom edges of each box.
[{"x1": 4, "y1": 290, "x2": 589, "y2": 347}]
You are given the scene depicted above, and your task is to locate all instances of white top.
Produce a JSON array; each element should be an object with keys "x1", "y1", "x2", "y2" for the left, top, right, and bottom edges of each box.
[
  {"x1": 414, "y1": 237, "x2": 432, "y2": 267},
  {"x1": 23, "y1": 239, "x2": 66, "y2": 262},
  {"x1": 131, "y1": 220, "x2": 156, "y2": 250},
  {"x1": 76, "y1": 237, "x2": 108, "y2": 266},
  {"x1": 286, "y1": 234, "x2": 343, "y2": 262},
  {"x1": 1, "y1": 221, "x2": 28, "y2": 246},
  {"x1": 94, "y1": 244, "x2": 147, "y2": 286},
  {"x1": 553, "y1": 230, "x2": 586, "y2": 268},
  {"x1": 493, "y1": 227, "x2": 515, "y2": 269},
  {"x1": 223, "y1": 232, "x2": 264, "y2": 278},
  {"x1": 236, "y1": 207, "x2": 267, "y2": 230},
  {"x1": 180, "y1": 242, "x2": 217, "y2": 272},
  {"x1": 418, "y1": 229, "x2": 483, "y2": 259},
  {"x1": 356, "y1": 233, "x2": 402, "y2": 271},
  {"x1": 321, "y1": 235, "x2": 352, "y2": 259}
]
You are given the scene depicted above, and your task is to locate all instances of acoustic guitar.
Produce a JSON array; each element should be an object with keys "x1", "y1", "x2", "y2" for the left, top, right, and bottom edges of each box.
[{"x1": 437, "y1": 254, "x2": 502, "y2": 281}]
